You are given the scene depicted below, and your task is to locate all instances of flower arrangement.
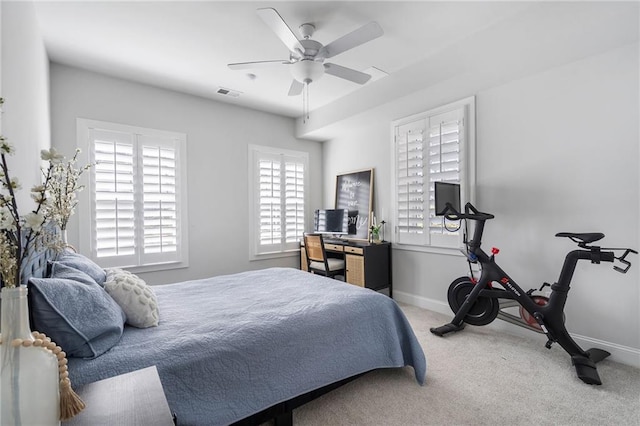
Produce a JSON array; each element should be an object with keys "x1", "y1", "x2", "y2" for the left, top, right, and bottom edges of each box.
[
  {"x1": 0, "y1": 140, "x2": 54, "y2": 287},
  {"x1": 46, "y1": 148, "x2": 91, "y2": 233},
  {"x1": 369, "y1": 211, "x2": 383, "y2": 243},
  {"x1": 0, "y1": 138, "x2": 89, "y2": 288},
  {"x1": 370, "y1": 223, "x2": 382, "y2": 242}
]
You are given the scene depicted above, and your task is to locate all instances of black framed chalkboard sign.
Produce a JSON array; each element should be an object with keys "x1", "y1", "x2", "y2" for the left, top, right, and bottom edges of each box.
[{"x1": 335, "y1": 168, "x2": 374, "y2": 241}]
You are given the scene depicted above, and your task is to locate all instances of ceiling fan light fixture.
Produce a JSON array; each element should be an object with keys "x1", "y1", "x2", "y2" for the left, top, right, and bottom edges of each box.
[{"x1": 290, "y1": 59, "x2": 324, "y2": 84}]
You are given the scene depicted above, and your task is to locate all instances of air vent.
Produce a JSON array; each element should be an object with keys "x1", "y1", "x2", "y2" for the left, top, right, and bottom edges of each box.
[{"x1": 216, "y1": 87, "x2": 241, "y2": 98}]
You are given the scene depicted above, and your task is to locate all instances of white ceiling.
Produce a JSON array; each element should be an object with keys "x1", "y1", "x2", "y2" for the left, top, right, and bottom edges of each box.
[{"x1": 32, "y1": 1, "x2": 539, "y2": 118}]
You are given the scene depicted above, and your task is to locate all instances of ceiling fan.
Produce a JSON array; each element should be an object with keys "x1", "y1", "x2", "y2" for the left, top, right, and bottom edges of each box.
[{"x1": 228, "y1": 8, "x2": 384, "y2": 99}]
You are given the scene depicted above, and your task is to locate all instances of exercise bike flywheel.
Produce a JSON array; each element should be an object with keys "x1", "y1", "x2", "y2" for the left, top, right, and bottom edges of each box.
[
  {"x1": 519, "y1": 296, "x2": 556, "y2": 331},
  {"x1": 447, "y1": 277, "x2": 499, "y2": 326}
]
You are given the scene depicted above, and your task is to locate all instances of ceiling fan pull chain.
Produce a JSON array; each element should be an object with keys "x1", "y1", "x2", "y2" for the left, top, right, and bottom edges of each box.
[
  {"x1": 306, "y1": 82, "x2": 309, "y2": 120},
  {"x1": 303, "y1": 81, "x2": 309, "y2": 123}
]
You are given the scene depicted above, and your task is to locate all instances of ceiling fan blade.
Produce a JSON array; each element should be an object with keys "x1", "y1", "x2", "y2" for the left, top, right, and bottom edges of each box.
[
  {"x1": 319, "y1": 21, "x2": 383, "y2": 59},
  {"x1": 324, "y1": 63, "x2": 372, "y2": 85},
  {"x1": 288, "y1": 79, "x2": 304, "y2": 96},
  {"x1": 257, "y1": 8, "x2": 305, "y2": 55},
  {"x1": 228, "y1": 60, "x2": 289, "y2": 70}
]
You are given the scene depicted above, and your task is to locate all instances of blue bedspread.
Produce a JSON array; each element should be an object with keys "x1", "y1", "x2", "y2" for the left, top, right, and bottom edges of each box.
[{"x1": 68, "y1": 267, "x2": 426, "y2": 425}]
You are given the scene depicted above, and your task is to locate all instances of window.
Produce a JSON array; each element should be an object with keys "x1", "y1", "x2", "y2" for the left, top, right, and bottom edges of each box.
[
  {"x1": 77, "y1": 119, "x2": 188, "y2": 271},
  {"x1": 392, "y1": 97, "x2": 475, "y2": 250},
  {"x1": 249, "y1": 145, "x2": 307, "y2": 258}
]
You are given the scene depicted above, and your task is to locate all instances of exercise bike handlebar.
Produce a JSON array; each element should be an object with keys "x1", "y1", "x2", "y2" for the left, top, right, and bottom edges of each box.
[{"x1": 444, "y1": 202, "x2": 494, "y2": 222}]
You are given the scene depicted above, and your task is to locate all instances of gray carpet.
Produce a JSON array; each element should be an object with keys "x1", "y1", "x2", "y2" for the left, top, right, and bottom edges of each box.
[{"x1": 292, "y1": 304, "x2": 640, "y2": 425}]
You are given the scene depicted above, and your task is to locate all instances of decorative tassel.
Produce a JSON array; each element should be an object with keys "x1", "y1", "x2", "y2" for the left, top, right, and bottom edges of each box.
[
  {"x1": 3, "y1": 331, "x2": 87, "y2": 420},
  {"x1": 58, "y1": 376, "x2": 86, "y2": 420}
]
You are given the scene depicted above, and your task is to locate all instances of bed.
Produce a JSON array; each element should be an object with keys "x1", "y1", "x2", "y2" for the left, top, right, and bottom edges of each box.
[{"x1": 26, "y1": 251, "x2": 426, "y2": 426}]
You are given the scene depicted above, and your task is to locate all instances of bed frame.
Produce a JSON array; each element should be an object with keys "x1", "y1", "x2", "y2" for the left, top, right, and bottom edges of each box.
[
  {"x1": 231, "y1": 372, "x2": 366, "y2": 426},
  {"x1": 21, "y1": 245, "x2": 58, "y2": 283}
]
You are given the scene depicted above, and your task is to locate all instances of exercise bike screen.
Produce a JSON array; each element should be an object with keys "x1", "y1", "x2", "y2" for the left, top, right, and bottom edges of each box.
[{"x1": 435, "y1": 182, "x2": 461, "y2": 216}]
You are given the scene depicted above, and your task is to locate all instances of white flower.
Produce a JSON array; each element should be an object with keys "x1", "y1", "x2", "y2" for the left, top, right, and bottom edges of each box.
[
  {"x1": 40, "y1": 148, "x2": 64, "y2": 163},
  {"x1": 0, "y1": 207, "x2": 16, "y2": 231},
  {"x1": 0, "y1": 139, "x2": 14, "y2": 155},
  {"x1": 0, "y1": 194, "x2": 10, "y2": 207},
  {"x1": 31, "y1": 184, "x2": 46, "y2": 193},
  {"x1": 31, "y1": 191, "x2": 47, "y2": 204},
  {"x1": 9, "y1": 177, "x2": 21, "y2": 190},
  {"x1": 23, "y1": 212, "x2": 45, "y2": 232}
]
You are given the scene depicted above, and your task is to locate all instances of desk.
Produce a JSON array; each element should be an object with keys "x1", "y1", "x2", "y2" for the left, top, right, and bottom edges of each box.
[
  {"x1": 300, "y1": 239, "x2": 392, "y2": 296},
  {"x1": 64, "y1": 366, "x2": 174, "y2": 426}
]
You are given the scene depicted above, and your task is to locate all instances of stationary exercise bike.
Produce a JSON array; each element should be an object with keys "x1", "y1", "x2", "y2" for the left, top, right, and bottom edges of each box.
[{"x1": 429, "y1": 183, "x2": 637, "y2": 385}]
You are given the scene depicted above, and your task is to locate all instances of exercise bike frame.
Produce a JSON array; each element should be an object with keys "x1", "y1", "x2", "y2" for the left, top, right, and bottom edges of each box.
[{"x1": 431, "y1": 202, "x2": 636, "y2": 385}]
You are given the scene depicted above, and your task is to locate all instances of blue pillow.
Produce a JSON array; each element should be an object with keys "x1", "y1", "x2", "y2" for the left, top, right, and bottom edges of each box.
[
  {"x1": 49, "y1": 262, "x2": 97, "y2": 286},
  {"x1": 28, "y1": 276, "x2": 126, "y2": 359},
  {"x1": 53, "y1": 250, "x2": 107, "y2": 286}
]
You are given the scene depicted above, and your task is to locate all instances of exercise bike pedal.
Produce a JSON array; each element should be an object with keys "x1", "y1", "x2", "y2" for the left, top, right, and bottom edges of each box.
[{"x1": 430, "y1": 323, "x2": 465, "y2": 336}]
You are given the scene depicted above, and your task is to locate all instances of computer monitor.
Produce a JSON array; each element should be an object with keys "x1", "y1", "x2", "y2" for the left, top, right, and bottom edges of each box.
[
  {"x1": 314, "y1": 209, "x2": 349, "y2": 235},
  {"x1": 434, "y1": 182, "x2": 461, "y2": 216}
]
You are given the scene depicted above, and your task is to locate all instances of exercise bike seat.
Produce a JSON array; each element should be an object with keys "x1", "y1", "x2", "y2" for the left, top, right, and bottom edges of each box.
[{"x1": 556, "y1": 232, "x2": 604, "y2": 244}]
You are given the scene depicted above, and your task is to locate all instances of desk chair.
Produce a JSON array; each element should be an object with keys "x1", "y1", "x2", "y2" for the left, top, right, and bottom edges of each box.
[{"x1": 303, "y1": 233, "x2": 346, "y2": 280}]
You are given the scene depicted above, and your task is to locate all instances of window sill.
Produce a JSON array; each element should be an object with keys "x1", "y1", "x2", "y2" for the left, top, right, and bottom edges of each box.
[
  {"x1": 250, "y1": 250, "x2": 298, "y2": 262},
  {"x1": 122, "y1": 260, "x2": 189, "y2": 275}
]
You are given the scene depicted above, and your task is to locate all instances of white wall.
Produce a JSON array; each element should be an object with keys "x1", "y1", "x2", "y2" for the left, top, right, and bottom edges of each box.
[
  {"x1": 477, "y1": 43, "x2": 638, "y2": 339},
  {"x1": 50, "y1": 64, "x2": 323, "y2": 285},
  {"x1": 0, "y1": 1, "x2": 50, "y2": 207},
  {"x1": 322, "y1": 43, "x2": 640, "y2": 364}
]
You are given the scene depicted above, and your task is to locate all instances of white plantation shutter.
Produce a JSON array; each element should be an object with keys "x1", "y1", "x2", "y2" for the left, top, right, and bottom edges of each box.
[
  {"x1": 284, "y1": 161, "x2": 305, "y2": 243},
  {"x1": 80, "y1": 120, "x2": 187, "y2": 270},
  {"x1": 259, "y1": 154, "x2": 283, "y2": 246},
  {"x1": 393, "y1": 98, "x2": 474, "y2": 249},
  {"x1": 428, "y1": 109, "x2": 464, "y2": 247},
  {"x1": 91, "y1": 129, "x2": 137, "y2": 260},
  {"x1": 395, "y1": 119, "x2": 426, "y2": 245},
  {"x1": 140, "y1": 136, "x2": 179, "y2": 264},
  {"x1": 250, "y1": 145, "x2": 307, "y2": 257}
]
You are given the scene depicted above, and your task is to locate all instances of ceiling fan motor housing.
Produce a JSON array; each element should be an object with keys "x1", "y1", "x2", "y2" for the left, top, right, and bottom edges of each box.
[{"x1": 293, "y1": 39, "x2": 322, "y2": 60}]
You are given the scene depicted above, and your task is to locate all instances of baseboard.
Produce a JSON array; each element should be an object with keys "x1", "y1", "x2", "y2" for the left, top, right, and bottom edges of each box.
[
  {"x1": 393, "y1": 290, "x2": 640, "y2": 369},
  {"x1": 570, "y1": 333, "x2": 640, "y2": 369},
  {"x1": 393, "y1": 290, "x2": 450, "y2": 315}
]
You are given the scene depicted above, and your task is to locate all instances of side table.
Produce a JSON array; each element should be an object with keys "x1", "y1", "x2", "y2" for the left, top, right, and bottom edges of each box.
[{"x1": 64, "y1": 366, "x2": 174, "y2": 425}]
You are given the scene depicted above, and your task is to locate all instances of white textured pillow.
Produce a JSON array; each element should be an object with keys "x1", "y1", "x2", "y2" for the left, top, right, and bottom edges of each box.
[{"x1": 104, "y1": 268, "x2": 159, "y2": 328}]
